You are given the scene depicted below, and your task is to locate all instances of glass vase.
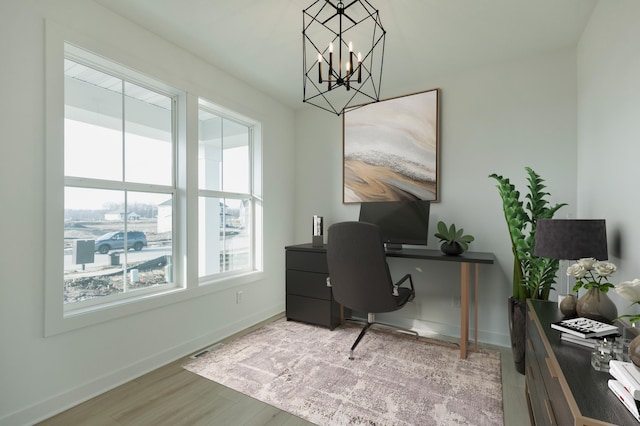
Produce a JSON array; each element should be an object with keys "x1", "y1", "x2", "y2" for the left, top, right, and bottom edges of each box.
[{"x1": 576, "y1": 287, "x2": 618, "y2": 323}]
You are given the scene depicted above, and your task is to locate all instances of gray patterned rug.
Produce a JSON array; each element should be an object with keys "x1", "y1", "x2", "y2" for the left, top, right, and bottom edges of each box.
[{"x1": 183, "y1": 319, "x2": 503, "y2": 425}]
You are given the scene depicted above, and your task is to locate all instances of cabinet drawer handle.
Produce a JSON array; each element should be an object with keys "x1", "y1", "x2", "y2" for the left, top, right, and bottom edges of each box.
[
  {"x1": 527, "y1": 365, "x2": 535, "y2": 380},
  {"x1": 545, "y1": 357, "x2": 558, "y2": 379},
  {"x1": 544, "y1": 399, "x2": 557, "y2": 425}
]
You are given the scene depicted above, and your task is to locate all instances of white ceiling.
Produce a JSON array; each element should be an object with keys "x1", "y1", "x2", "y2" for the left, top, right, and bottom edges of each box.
[{"x1": 95, "y1": 0, "x2": 598, "y2": 110}]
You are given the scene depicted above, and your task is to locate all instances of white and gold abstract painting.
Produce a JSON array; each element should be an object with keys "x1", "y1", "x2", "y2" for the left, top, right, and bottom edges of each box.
[{"x1": 343, "y1": 89, "x2": 440, "y2": 203}]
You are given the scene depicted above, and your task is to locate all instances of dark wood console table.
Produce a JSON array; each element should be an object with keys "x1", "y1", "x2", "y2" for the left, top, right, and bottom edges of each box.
[
  {"x1": 526, "y1": 299, "x2": 638, "y2": 425},
  {"x1": 285, "y1": 243, "x2": 494, "y2": 359}
]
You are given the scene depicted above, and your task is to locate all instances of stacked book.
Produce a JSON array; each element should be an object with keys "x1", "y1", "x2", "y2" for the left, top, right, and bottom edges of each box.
[
  {"x1": 551, "y1": 317, "x2": 620, "y2": 349},
  {"x1": 551, "y1": 318, "x2": 640, "y2": 421},
  {"x1": 609, "y1": 360, "x2": 640, "y2": 422}
]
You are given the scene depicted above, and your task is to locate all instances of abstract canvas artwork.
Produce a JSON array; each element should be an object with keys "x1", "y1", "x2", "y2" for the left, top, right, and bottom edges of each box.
[{"x1": 343, "y1": 89, "x2": 440, "y2": 203}]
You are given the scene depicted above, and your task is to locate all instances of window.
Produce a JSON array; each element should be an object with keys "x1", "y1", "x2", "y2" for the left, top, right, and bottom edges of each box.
[
  {"x1": 62, "y1": 45, "x2": 178, "y2": 309},
  {"x1": 46, "y1": 35, "x2": 263, "y2": 335},
  {"x1": 198, "y1": 102, "x2": 255, "y2": 280}
]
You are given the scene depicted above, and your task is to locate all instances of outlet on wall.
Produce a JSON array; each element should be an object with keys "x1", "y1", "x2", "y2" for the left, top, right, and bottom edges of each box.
[{"x1": 236, "y1": 291, "x2": 244, "y2": 304}]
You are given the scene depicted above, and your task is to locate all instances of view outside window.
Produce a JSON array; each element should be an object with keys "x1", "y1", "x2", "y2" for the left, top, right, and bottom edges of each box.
[
  {"x1": 198, "y1": 107, "x2": 253, "y2": 277},
  {"x1": 64, "y1": 58, "x2": 175, "y2": 305}
]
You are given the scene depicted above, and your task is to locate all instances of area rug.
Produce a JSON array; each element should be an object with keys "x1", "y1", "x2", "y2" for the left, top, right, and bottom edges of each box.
[{"x1": 183, "y1": 319, "x2": 503, "y2": 426}]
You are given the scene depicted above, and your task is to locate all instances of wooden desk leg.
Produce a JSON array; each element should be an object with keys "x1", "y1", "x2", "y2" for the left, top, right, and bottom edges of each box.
[
  {"x1": 460, "y1": 262, "x2": 471, "y2": 359},
  {"x1": 475, "y1": 264, "x2": 479, "y2": 352}
]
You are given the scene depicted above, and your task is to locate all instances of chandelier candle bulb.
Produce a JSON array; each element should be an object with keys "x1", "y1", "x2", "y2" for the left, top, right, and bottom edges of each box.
[
  {"x1": 346, "y1": 62, "x2": 351, "y2": 90},
  {"x1": 329, "y1": 43, "x2": 333, "y2": 88},
  {"x1": 349, "y1": 41, "x2": 354, "y2": 80}
]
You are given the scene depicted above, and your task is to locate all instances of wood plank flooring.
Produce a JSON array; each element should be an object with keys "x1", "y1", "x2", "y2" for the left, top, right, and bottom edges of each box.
[{"x1": 38, "y1": 318, "x2": 529, "y2": 426}]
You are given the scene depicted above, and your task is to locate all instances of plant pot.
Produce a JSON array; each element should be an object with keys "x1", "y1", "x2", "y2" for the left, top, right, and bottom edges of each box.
[
  {"x1": 508, "y1": 296, "x2": 526, "y2": 375},
  {"x1": 576, "y1": 287, "x2": 618, "y2": 323},
  {"x1": 440, "y1": 242, "x2": 463, "y2": 256}
]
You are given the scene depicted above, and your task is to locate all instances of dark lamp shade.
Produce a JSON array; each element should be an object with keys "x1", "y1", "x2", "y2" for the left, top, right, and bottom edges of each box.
[{"x1": 534, "y1": 219, "x2": 608, "y2": 261}]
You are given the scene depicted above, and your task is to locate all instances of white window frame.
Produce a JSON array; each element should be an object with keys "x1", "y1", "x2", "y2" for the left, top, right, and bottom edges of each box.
[
  {"x1": 63, "y1": 47, "x2": 180, "y2": 311},
  {"x1": 44, "y1": 22, "x2": 264, "y2": 336},
  {"x1": 197, "y1": 99, "x2": 262, "y2": 285}
]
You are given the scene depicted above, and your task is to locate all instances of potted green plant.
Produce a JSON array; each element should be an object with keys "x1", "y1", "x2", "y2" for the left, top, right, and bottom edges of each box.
[
  {"x1": 434, "y1": 221, "x2": 474, "y2": 255},
  {"x1": 489, "y1": 167, "x2": 567, "y2": 374}
]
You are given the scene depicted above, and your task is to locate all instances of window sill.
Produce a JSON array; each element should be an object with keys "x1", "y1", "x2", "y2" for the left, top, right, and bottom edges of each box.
[{"x1": 45, "y1": 270, "x2": 264, "y2": 336}]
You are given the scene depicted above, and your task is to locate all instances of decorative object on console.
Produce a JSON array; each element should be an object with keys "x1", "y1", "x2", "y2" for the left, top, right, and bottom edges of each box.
[
  {"x1": 615, "y1": 278, "x2": 640, "y2": 368},
  {"x1": 576, "y1": 287, "x2": 618, "y2": 323},
  {"x1": 534, "y1": 218, "x2": 609, "y2": 321},
  {"x1": 302, "y1": 0, "x2": 386, "y2": 115},
  {"x1": 591, "y1": 338, "x2": 620, "y2": 372},
  {"x1": 610, "y1": 359, "x2": 640, "y2": 399},
  {"x1": 434, "y1": 220, "x2": 474, "y2": 256},
  {"x1": 312, "y1": 215, "x2": 324, "y2": 247},
  {"x1": 559, "y1": 294, "x2": 578, "y2": 317},
  {"x1": 489, "y1": 167, "x2": 567, "y2": 374},
  {"x1": 551, "y1": 317, "x2": 619, "y2": 339},
  {"x1": 565, "y1": 257, "x2": 618, "y2": 323},
  {"x1": 343, "y1": 89, "x2": 440, "y2": 203},
  {"x1": 608, "y1": 379, "x2": 640, "y2": 422}
]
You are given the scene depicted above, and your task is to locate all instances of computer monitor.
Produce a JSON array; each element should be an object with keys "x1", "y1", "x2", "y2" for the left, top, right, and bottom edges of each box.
[{"x1": 358, "y1": 200, "x2": 431, "y2": 250}]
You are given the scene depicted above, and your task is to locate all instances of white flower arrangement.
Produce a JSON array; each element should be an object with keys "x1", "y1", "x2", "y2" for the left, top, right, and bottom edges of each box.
[
  {"x1": 615, "y1": 279, "x2": 640, "y2": 325},
  {"x1": 567, "y1": 257, "x2": 617, "y2": 293}
]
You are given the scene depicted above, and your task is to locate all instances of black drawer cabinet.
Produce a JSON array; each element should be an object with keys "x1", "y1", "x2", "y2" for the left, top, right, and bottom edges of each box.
[{"x1": 285, "y1": 244, "x2": 341, "y2": 329}]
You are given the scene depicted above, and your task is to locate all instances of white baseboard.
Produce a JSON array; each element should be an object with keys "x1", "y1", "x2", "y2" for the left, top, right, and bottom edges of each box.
[
  {"x1": 366, "y1": 312, "x2": 511, "y2": 348},
  {"x1": 0, "y1": 305, "x2": 284, "y2": 426}
]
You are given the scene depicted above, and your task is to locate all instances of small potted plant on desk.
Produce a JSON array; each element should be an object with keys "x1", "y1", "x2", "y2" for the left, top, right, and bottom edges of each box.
[{"x1": 434, "y1": 221, "x2": 474, "y2": 256}]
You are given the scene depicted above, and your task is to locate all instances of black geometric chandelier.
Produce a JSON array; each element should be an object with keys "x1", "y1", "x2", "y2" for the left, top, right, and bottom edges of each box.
[{"x1": 302, "y1": 0, "x2": 386, "y2": 115}]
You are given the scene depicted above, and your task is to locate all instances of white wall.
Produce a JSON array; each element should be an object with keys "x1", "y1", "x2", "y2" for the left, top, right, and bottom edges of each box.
[
  {"x1": 577, "y1": 0, "x2": 640, "y2": 314},
  {"x1": 0, "y1": 1, "x2": 294, "y2": 424},
  {"x1": 10, "y1": 0, "x2": 639, "y2": 422},
  {"x1": 294, "y1": 48, "x2": 579, "y2": 346}
]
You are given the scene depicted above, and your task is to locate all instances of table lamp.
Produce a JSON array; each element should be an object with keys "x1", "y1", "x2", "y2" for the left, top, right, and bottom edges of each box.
[
  {"x1": 534, "y1": 219, "x2": 608, "y2": 261},
  {"x1": 534, "y1": 219, "x2": 608, "y2": 316}
]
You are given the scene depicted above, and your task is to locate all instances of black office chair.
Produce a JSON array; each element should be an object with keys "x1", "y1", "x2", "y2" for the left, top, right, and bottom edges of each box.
[{"x1": 326, "y1": 221, "x2": 416, "y2": 360}]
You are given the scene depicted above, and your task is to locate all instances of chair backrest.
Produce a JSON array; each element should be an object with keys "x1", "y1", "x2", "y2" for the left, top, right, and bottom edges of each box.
[{"x1": 327, "y1": 221, "x2": 398, "y2": 313}]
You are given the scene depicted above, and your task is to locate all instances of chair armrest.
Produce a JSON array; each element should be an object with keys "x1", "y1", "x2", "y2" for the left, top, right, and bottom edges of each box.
[{"x1": 393, "y1": 274, "x2": 414, "y2": 296}]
